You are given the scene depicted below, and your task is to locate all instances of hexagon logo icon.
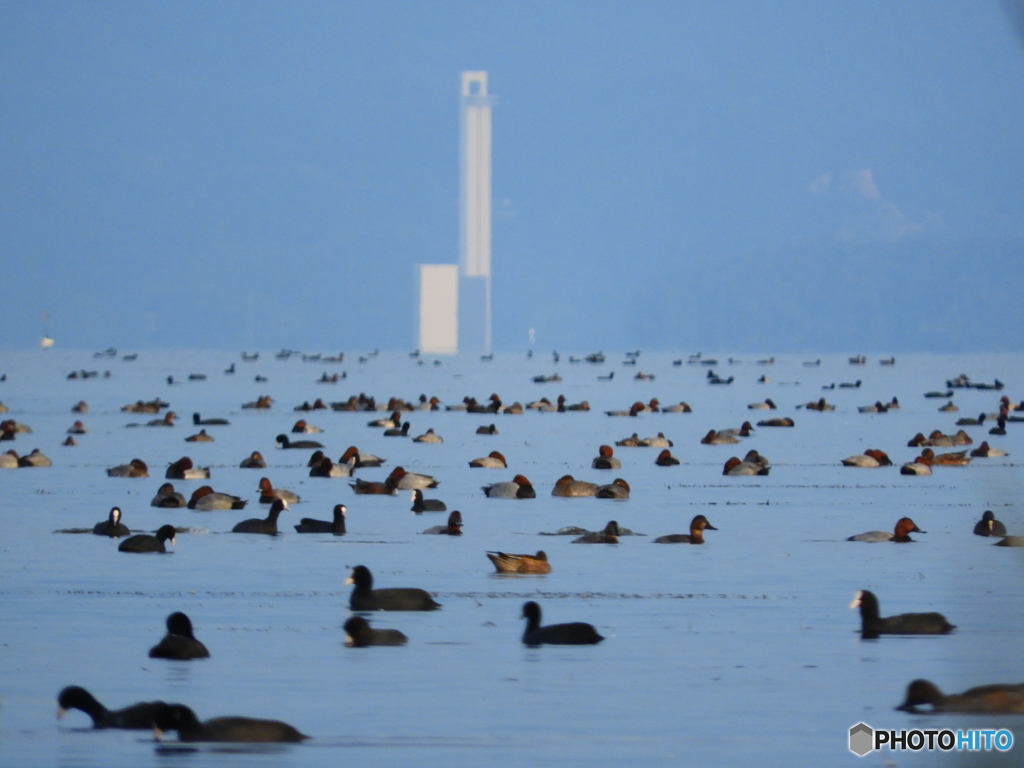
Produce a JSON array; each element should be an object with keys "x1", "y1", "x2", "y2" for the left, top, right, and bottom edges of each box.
[{"x1": 849, "y1": 722, "x2": 874, "y2": 756}]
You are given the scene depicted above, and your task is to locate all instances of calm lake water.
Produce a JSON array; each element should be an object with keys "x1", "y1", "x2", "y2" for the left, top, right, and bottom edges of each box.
[{"x1": 0, "y1": 349, "x2": 1021, "y2": 766}]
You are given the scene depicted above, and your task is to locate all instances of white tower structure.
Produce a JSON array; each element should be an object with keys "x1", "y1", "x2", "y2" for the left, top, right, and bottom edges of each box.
[
  {"x1": 418, "y1": 264, "x2": 459, "y2": 354},
  {"x1": 460, "y1": 71, "x2": 493, "y2": 353}
]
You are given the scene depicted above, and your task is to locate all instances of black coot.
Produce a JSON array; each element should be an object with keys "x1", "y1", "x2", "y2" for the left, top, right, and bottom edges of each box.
[
  {"x1": 346, "y1": 565, "x2": 441, "y2": 611},
  {"x1": 232, "y1": 499, "x2": 288, "y2": 535},
  {"x1": 118, "y1": 524, "x2": 177, "y2": 553},
  {"x1": 93, "y1": 506, "x2": 130, "y2": 538},
  {"x1": 149, "y1": 612, "x2": 210, "y2": 659},
  {"x1": 343, "y1": 616, "x2": 408, "y2": 646},
  {"x1": 521, "y1": 601, "x2": 604, "y2": 646},
  {"x1": 151, "y1": 703, "x2": 308, "y2": 742},
  {"x1": 294, "y1": 504, "x2": 347, "y2": 534},
  {"x1": 973, "y1": 510, "x2": 1007, "y2": 537},
  {"x1": 850, "y1": 590, "x2": 955, "y2": 639},
  {"x1": 57, "y1": 685, "x2": 169, "y2": 729},
  {"x1": 410, "y1": 489, "x2": 446, "y2": 512}
]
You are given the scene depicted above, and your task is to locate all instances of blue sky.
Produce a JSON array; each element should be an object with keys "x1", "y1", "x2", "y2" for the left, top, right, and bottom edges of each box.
[{"x1": 2, "y1": 2, "x2": 1022, "y2": 352}]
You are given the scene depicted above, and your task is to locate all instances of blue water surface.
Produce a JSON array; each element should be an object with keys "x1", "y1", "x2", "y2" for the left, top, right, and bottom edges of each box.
[{"x1": 0, "y1": 349, "x2": 1021, "y2": 767}]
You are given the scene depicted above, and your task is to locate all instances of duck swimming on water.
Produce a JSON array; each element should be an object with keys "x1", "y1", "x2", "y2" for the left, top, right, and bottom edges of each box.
[
  {"x1": 151, "y1": 483, "x2": 186, "y2": 507},
  {"x1": 847, "y1": 517, "x2": 924, "y2": 542},
  {"x1": 486, "y1": 550, "x2": 551, "y2": 574},
  {"x1": 551, "y1": 475, "x2": 599, "y2": 497},
  {"x1": 106, "y1": 458, "x2": 148, "y2": 478},
  {"x1": 572, "y1": 520, "x2": 621, "y2": 543},
  {"x1": 653, "y1": 515, "x2": 717, "y2": 544},
  {"x1": 187, "y1": 486, "x2": 247, "y2": 510},
  {"x1": 482, "y1": 475, "x2": 536, "y2": 499},
  {"x1": 239, "y1": 451, "x2": 267, "y2": 468},
  {"x1": 591, "y1": 445, "x2": 621, "y2": 469}
]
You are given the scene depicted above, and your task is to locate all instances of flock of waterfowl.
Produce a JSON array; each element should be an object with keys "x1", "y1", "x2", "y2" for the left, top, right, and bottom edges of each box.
[{"x1": 4, "y1": 348, "x2": 1024, "y2": 746}]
